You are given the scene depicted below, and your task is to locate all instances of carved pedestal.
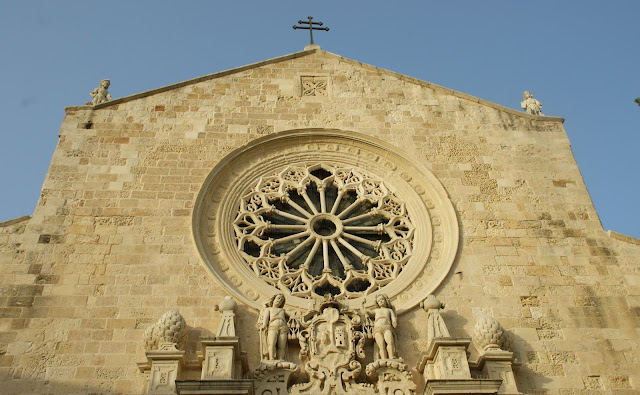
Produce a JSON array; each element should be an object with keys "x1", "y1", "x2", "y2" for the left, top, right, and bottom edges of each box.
[
  {"x1": 418, "y1": 338, "x2": 472, "y2": 380},
  {"x1": 417, "y1": 338, "x2": 502, "y2": 395},
  {"x1": 199, "y1": 337, "x2": 247, "y2": 380},
  {"x1": 472, "y1": 348, "x2": 521, "y2": 395},
  {"x1": 138, "y1": 347, "x2": 186, "y2": 395}
]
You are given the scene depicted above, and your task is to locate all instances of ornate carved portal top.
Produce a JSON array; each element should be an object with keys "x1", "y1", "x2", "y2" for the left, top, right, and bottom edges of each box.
[
  {"x1": 254, "y1": 294, "x2": 414, "y2": 395},
  {"x1": 138, "y1": 297, "x2": 522, "y2": 395}
]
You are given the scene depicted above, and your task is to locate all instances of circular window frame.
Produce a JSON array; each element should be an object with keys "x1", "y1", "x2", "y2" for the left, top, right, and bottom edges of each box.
[
  {"x1": 233, "y1": 163, "x2": 416, "y2": 299},
  {"x1": 192, "y1": 129, "x2": 459, "y2": 313}
]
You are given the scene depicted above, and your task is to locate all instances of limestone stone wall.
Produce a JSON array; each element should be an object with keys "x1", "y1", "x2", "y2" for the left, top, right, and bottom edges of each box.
[{"x1": 0, "y1": 49, "x2": 638, "y2": 394}]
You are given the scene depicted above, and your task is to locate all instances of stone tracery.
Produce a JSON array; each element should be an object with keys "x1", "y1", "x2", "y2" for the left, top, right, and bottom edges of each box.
[{"x1": 233, "y1": 163, "x2": 415, "y2": 299}]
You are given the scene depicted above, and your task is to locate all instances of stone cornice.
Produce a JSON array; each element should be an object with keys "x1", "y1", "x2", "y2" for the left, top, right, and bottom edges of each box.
[{"x1": 0, "y1": 215, "x2": 30, "y2": 227}]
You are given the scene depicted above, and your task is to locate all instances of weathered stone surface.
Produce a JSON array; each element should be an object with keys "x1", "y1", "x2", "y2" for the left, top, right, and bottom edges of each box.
[{"x1": 0, "y1": 48, "x2": 638, "y2": 394}]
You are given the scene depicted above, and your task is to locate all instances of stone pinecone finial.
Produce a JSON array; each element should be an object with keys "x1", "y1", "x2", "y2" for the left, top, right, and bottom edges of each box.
[
  {"x1": 144, "y1": 310, "x2": 187, "y2": 351},
  {"x1": 473, "y1": 315, "x2": 513, "y2": 352}
]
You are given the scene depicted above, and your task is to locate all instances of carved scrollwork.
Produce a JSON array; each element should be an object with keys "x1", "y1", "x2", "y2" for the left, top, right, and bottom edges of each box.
[
  {"x1": 233, "y1": 163, "x2": 415, "y2": 299},
  {"x1": 301, "y1": 77, "x2": 328, "y2": 97}
]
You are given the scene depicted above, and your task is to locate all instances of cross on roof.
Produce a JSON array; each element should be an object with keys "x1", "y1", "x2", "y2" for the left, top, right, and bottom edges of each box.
[{"x1": 293, "y1": 16, "x2": 329, "y2": 46}]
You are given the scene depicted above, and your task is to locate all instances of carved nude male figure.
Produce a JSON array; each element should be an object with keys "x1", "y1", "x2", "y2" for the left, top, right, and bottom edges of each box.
[
  {"x1": 258, "y1": 293, "x2": 289, "y2": 361},
  {"x1": 372, "y1": 294, "x2": 398, "y2": 360}
]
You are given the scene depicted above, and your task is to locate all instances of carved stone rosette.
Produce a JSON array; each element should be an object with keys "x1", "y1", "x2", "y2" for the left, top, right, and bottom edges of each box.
[
  {"x1": 301, "y1": 76, "x2": 328, "y2": 96},
  {"x1": 234, "y1": 163, "x2": 415, "y2": 300},
  {"x1": 192, "y1": 130, "x2": 460, "y2": 313}
]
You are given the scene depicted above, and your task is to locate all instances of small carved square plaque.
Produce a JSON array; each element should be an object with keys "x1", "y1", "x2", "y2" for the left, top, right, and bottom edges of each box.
[{"x1": 301, "y1": 76, "x2": 329, "y2": 96}]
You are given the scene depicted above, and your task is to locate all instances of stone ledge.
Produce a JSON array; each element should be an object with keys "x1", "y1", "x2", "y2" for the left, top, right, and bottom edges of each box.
[
  {"x1": 607, "y1": 230, "x2": 640, "y2": 245},
  {"x1": 0, "y1": 215, "x2": 30, "y2": 227},
  {"x1": 424, "y1": 379, "x2": 502, "y2": 395},
  {"x1": 176, "y1": 379, "x2": 254, "y2": 395}
]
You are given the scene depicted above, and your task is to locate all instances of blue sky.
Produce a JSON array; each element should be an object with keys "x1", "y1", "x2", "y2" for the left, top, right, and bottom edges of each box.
[{"x1": 1, "y1": 1, "x2": 638, "y2": 237}]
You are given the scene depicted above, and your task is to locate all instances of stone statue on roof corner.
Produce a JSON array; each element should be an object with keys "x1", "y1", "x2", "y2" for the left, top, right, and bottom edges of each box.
[
  {"x1": 521, "y1": 91, "x2": 543, "y2": 115},
  {"x1": 87, "y1": 79, "x2": 112, "y2": 105}
]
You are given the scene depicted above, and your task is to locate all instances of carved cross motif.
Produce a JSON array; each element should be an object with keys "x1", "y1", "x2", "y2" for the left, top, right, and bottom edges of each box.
[{"x1": 301, "y1": 76, "x2": 328, "y2": 96}]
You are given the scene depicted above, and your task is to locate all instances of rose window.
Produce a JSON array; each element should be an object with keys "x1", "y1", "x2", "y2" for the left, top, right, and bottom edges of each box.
[{"x1": 233, "y1": 164, "x2": 415, "y2": 299}]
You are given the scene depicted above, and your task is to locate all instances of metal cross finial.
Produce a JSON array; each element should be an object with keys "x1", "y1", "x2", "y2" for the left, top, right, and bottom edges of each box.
[{"x1": 293, "y1": 16, "x2": 329, "y2": 46}]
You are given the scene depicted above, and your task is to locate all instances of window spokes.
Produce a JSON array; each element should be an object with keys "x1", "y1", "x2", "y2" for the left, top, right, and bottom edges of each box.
[{"x1": 234, "y1": 164, "x2": 415, "y2": 299}]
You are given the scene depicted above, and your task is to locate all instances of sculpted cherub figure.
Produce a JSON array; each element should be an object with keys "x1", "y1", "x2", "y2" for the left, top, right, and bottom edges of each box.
[
  {"x1": 520, "y1": 91, "x2": 543, "y2": 115},
  {"x1": 88, "y1": 79, "x2": 112, "y2": 105},
  {"x1": 257, "y1": 293, "x2": 290, "y2": 361},
  {"x1": 368, "y1": 294, "x2": 398, "y2": 360}
]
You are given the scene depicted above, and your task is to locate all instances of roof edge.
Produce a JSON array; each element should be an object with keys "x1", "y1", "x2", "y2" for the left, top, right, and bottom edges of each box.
[
  {"x1": 607, "y1": 230, "x2": 640, "y2": 245},
  {"x1": 65, "y1": 49, "x2": 319, "y2": 112},
  {"x1": 65, "y1": 48, "x2": 564, "y2": 123},
  {"x1": 319, "y1": 50, "x2": 564, "y2": 123},
  {"x1": 0, "y1": 215, "x2": 31, "y2": 228}
]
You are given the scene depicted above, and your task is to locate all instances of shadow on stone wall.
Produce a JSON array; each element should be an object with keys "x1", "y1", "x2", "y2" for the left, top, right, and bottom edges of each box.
[{"x1": 508, "y1": 331, "x2": 553, "y2": 393}]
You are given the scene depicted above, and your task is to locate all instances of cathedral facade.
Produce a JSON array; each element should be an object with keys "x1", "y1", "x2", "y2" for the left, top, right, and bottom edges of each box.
[{"x1": 1, "y1": 48, "x2": 638, "y2": 394}]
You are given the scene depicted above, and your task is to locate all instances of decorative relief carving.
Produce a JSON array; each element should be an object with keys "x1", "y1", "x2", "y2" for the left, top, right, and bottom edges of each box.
[
  {"x1": 254, "y1": 361, "x2": 299, "y2": 395},
  {"x1": 473, "y1": 315, "x2": 513, "y2": 352},
  {"x1": 290, "y1": 296, "x2": 373, "y2": 395},
  {"x1": 192, "y1": 130, "x2": 459, "y2": 312},
  {"x1": 250, "y1": 295, "x2": 421, "y2": 394},
  {"x1": 301, "y1": 76, "x2": 328, "y2": 96},
  {"x1": 143, "y1": 310, "x2": 187, "y2": 351},
  {"x1": 149, "y1": 361, "x2": 180, "y2": 394},
  {"x1": 234, "y1": 163, "x2": 414, "y2": 299},
  {"x1": 365, "y1": 359, "x2": 416, "y2": 395}
]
